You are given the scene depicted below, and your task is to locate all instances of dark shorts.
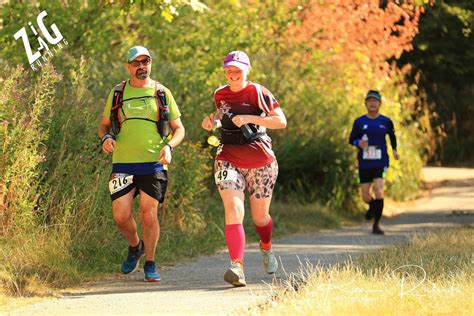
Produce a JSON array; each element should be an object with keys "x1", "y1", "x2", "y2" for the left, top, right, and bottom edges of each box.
[
  {"x1": 109, "y1": 171, "x2": 168, "y2": 203},
  {"x1": 358, "y1": 167, "x2": 387, "y2": 184}
]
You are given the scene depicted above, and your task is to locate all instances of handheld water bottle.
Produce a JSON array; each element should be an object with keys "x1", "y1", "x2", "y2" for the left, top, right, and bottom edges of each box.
[
  {"x1": 227, "y1": 113, "x2": 256, "y2": 140},
  {"x1": 361, "y1": 134, "x2": 369, "y2": 145}
]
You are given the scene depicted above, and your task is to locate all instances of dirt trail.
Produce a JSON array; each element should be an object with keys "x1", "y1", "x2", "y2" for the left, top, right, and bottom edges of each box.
[{"x1": 7, "y1": 167, "x2": 474, "y2": 315}]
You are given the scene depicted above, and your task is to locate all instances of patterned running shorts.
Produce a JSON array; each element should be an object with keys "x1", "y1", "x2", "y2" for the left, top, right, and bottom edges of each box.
[{"x1": 214, "y1": 160, "x2": 279, "y2": 199}]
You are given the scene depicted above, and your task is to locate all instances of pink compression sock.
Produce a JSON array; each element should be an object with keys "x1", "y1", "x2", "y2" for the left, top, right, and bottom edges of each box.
[
  {"x1": 225, "y1": 224, "x2": 246, "y2": 262},
  {"x1": 255, "y1": 217, "x2": 273, "y2": 245}
]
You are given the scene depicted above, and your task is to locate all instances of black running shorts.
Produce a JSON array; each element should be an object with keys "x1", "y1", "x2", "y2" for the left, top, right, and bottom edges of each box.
[
  {"x1": 358, "y1": 166, "x2": 387, "y2": 184},
  {"x1": 109, "y1": 171, "x2": 168, "y2": 203}
]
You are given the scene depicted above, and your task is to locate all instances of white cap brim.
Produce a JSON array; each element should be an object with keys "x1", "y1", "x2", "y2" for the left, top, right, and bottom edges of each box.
[{"x1": 223, "y1": 61, "x2": 250, "y2": 72}]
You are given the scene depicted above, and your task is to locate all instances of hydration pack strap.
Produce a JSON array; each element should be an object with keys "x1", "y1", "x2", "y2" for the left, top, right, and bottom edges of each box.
[
  {"x1": 110, "y1": 80, "x2": 126, "y2": 135},
  {"x1": 155, "y1": 83, "x2": 171, "y2": 138},
  {"x1": 110, "y1": 81, "x2": 170, "y2": 138},
  {"x1": 220, "y1": 126, "x2": 266, "y2": 145}
]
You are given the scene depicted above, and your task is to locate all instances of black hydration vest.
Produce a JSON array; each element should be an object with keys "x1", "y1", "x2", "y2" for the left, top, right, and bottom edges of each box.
[{"x1": 110, "y1": 80, "x2": 171, "y2": 138}]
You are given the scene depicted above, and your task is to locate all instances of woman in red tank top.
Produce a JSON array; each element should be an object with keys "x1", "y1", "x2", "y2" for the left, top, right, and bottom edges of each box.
[{"x1": 202, "y1": 50, "x2": 287, "y2": 287}]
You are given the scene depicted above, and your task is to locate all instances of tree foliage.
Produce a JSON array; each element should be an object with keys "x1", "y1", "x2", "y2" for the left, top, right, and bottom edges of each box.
[
  {"x1": 398, "y1": 0, "x2": 474, "y2": 164},
  {"x1": 287, "y1": 0, "x2": 424, "y2": 67}
]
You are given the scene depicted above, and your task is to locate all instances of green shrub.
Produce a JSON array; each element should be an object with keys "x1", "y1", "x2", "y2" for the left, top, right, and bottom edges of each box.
[
  {"x1": 162, "y1": 141, "x2": 213, "y2": 233},
  {"x1": 0, "y1": 64, "x2": 60, "y2": 234}
]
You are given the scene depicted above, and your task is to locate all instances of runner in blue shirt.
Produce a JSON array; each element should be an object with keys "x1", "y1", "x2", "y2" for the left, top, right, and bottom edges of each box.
[{"x1": 349, "y1": 90, "x2": 399, "y2": 234}]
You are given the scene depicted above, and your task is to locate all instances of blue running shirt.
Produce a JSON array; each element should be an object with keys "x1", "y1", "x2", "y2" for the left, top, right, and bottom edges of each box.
[{"x1": 349, "y1": 115, "x2": 397, "y2": 169}]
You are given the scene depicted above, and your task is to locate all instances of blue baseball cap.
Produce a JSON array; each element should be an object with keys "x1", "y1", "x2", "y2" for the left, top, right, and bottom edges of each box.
[
  {"x1": 127, "y1": 46, "x2": 151, "y2": 62},
  {"x1": 223, "y1": 50, "x2": 251, "y2": 72},
  {"x1": 365, "y1": 90, "x2": 381, "y2": 101}
]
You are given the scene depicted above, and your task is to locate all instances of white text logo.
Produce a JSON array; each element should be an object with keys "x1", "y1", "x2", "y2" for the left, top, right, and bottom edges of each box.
[{"x1": 13, "y1": 10, "x2": 68, "y2": 71}]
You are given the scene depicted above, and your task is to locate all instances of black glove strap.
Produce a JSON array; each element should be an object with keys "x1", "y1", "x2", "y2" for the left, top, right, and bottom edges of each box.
[{"x1": 101, "y1": 134, "x2": 116, "y2": 145}]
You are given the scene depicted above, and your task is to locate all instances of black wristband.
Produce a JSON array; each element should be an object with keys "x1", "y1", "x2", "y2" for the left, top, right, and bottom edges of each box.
[
  {"x1": 166, "y1": 143, "x2": 173, "y2": 152},
  {"x1": 101, "y1": 134, "x2": 115, "y2": 145}
]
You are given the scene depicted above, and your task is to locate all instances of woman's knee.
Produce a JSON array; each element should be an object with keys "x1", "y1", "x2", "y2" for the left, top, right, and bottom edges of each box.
[
  {"x1": 252, "y1": 214, "x2": 270, "y2": 227},
  {"x1": 225, "y1": 205, "x2": 244, "y2": 224}
]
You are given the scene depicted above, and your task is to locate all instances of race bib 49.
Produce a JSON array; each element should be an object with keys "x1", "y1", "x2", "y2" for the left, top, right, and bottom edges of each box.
[{"x1": 214, "y1": 169, "x2": 239, "y2": 185}]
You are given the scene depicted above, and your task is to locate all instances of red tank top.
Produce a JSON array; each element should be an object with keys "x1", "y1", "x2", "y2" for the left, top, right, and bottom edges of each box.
[{"x1": 214, "y1": 81, "x2": 280, "y2": 168}]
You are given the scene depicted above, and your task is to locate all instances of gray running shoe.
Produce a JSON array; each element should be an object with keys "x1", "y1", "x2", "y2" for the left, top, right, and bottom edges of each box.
[
  {"x1": 224, "y1": 261, "x2": 246, "y2": 287},
  {"x1": 261, "y1": 246, "x2": 278, "y2": 274}
]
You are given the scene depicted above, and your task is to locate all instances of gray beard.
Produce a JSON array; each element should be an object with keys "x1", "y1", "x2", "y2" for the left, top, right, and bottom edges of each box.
[{"x1": 136, "y1": 69, "x2": 149, "y2": 80}]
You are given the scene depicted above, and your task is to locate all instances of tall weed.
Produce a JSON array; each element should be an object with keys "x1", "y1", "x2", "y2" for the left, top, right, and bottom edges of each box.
[{"x1": 0, "y1": 64, "x2": 60, "y2": 234}]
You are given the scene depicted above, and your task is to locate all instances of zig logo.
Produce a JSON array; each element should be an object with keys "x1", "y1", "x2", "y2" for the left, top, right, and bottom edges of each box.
[{"x1": 13, "y1": 10, "x2": 68, "y2": 71}]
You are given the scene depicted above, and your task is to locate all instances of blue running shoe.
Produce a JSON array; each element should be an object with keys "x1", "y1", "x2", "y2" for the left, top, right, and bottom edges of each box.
[
  {"x1": 121, "y1": 240, "x2": 145, "y2": 274},
  {"x1": 144, "y1": 261, "x2": 161, "y2": 282}
]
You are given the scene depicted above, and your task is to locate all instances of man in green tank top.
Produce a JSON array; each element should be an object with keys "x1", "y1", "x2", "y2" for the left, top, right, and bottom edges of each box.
[{"x1": 98, "y1": 46, "x2": 185, "y2": 282}]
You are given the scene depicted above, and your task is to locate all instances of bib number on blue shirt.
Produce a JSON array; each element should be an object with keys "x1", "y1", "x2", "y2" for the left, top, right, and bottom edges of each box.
[{"x1": 363, "y1": 146, "x2": 382, "y2": 160}]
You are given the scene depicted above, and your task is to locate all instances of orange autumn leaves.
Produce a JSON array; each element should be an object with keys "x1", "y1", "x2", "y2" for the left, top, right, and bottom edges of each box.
[{"x1": 286, "y1": 0, "x2": 428, "y2": 76}]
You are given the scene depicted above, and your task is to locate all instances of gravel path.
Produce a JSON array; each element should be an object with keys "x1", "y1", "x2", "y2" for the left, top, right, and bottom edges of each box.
[{"x1": 7, "y1": 167, "x2": 474, "y2": 316}]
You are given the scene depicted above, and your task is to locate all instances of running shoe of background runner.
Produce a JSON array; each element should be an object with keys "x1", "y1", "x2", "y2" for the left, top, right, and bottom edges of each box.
[{"x1": 372, "y1": 224, "x2": 385, "y2": 235}]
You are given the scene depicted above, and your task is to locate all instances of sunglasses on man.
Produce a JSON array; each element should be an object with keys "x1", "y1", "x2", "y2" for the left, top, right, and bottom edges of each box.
[{"x1": 129, "y1": 57, "x2": 151, "y2": 67}]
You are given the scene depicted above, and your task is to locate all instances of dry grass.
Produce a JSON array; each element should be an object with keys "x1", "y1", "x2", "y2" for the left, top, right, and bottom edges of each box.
[
  {"x1": 250, "y1": 226, "x2": 473, "y2": 316},
  {"x1": 0, "y1": 292, "x2": 47, "y2": 314}
]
